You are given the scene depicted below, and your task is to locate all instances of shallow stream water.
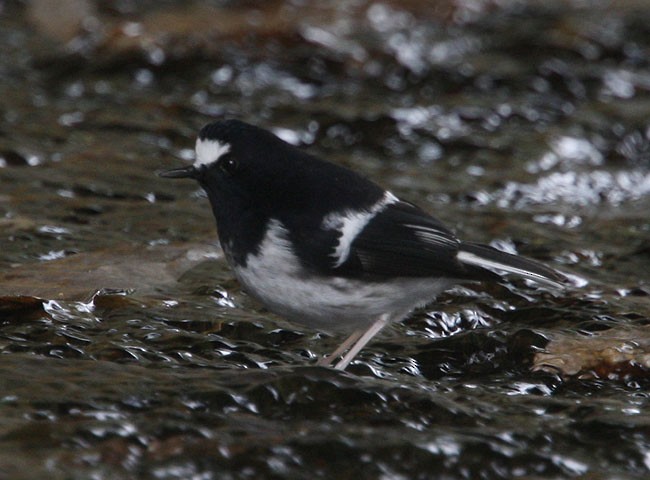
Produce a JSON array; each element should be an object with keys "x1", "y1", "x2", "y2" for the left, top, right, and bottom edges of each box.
[{"x1": 1, "y1": 1, "x2": 650, "y2": 478}]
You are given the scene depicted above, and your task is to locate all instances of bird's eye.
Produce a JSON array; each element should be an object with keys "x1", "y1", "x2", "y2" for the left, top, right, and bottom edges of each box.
[{"x1": 219, "y1": 154, "x2": 238, "y2": 175}]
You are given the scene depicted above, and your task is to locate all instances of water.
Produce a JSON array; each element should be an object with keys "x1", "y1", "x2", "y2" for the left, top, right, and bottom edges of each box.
[{"x1": 1, "y1": 1, "x2": 649, "y2": 478}]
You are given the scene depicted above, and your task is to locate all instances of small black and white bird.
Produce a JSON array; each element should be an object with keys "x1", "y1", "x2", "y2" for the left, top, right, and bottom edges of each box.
[{"x1": 160, "y1": 119, "x2": 564, "y2": 370}]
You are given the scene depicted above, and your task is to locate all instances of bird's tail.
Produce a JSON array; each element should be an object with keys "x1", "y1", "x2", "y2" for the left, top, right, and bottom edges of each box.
[{"x1": 457, "y1": 242, "x2": 565, "y2": 289}]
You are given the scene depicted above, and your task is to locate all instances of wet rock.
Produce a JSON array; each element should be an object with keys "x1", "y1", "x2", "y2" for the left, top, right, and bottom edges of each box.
[
  {"x1": 27, "y1": 0, "x2": 98, "y2": 43},
  {"x1": 0, "y1": 150, "x2": 32, "y2": 167},
  {"x1": 0, "y1": 242, "x2": 222, "y2": 300},
  {"x1": 0, "y1": 296, "x2": 45, "y2": 323},
  {"x1": 533, "y1": 325, "x2": 650, "y2": 379}
]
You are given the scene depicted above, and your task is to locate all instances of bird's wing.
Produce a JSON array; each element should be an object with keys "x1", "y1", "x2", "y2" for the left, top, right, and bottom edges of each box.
[
  {"x1": 456, "y1": 242, "x2": 565, "y2": 288},
  {"x1": 288, "y1": 199, "x2": 563, "y2": 287},
  {"x1": 333, "y1": 200, "x2": 493, "y2": 280}
]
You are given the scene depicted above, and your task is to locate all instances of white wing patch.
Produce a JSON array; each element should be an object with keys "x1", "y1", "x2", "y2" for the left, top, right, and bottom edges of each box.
[
  {"x1": 457, "y1": 250, "x2": 563, "y2": 288},
  {"x1": 323, "y1": 191, "x2": 399, "y2": 267},
  {"x1": 403, "y1": 223, "x2": 456, "y2": 247},
  {"x1": 194, "y1": 138, "x2": 231, "y2": 168}
]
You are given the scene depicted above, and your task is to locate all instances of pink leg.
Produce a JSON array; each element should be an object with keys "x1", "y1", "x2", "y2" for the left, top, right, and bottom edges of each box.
[
  {"x1": 334, "y1": 314, "x2": 391, "y2": 370},
  {"x1": 317, "y1": 328, "x2": 364, "y2": 367}
]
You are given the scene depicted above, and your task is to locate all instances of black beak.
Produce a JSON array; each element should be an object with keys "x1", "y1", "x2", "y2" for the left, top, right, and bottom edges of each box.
[{"x1": 158, "y1": 165, "x2": 199, "y2": 179}]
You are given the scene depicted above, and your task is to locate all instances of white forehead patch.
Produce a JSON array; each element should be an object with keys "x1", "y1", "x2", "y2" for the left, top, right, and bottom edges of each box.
[{"x1": 194, "y1": 138, "x2": 231, "y2": 168}]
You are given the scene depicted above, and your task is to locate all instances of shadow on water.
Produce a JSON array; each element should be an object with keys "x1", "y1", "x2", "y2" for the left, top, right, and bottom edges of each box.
[{"x1": 1, "y1": 0, "x2": 649, "y2": 478}]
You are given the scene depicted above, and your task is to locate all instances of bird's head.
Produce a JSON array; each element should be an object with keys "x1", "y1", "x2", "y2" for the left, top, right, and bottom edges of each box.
[
  {"x1": 160, "y1": 119, "x2": 383, "y2": 222},
  {"x1": 160, "y1": 119, "x2": 268, "y2": 181},
  {"x1": 159, "y1": 119, "x2": 297, "y2": 210}
]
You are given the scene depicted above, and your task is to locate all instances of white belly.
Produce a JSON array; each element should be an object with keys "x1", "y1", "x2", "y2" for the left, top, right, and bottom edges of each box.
[{"x1": 229, "y1": 220, "x2": 454, "y2": 332}]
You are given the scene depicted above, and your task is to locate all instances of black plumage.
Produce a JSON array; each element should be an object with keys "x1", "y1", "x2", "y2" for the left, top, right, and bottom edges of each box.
[{"x1": 160, "y1": 119, "x2": 565, "y2": 370}]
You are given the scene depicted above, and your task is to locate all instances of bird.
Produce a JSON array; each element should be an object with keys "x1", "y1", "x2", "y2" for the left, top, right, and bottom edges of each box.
[{"x1": 159, "y1": 119, "x2": 564, "y2": 371}]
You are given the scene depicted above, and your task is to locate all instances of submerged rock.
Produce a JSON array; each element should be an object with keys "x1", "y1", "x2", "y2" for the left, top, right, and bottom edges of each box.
[{"x1": 533, "y1": 325, "x2": 650, "y2": 379}]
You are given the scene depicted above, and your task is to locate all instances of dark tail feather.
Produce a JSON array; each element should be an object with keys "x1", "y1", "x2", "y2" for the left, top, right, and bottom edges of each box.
[{"x1": 458, "y1": 242, "x2": 565, "y2": 289}]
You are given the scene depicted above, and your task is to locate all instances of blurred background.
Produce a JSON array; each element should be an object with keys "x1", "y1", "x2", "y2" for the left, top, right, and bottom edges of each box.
[{"x1": 1, "y1": 0, "x2": 650, "y2": 478}]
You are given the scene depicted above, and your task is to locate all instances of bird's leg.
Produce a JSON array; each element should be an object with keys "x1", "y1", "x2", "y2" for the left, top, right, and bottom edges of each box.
[
  {"x1": 317, "y1": 328, "x2": 364, "y2": 367},
  {"x1": 334, "y1": 313, "x2": 391, "y2": 371}
]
